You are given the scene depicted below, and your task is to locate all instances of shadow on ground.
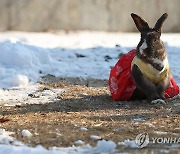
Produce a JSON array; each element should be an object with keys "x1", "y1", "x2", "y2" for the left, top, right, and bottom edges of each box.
[{"x1": 1, "y1": 76, "x2": 179, "y2": 122}]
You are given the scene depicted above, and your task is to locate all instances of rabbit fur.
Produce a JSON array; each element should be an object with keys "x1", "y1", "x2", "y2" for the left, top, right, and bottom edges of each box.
[{"x1": 130, "y1": 13, "x2": 170, "y2": 104}]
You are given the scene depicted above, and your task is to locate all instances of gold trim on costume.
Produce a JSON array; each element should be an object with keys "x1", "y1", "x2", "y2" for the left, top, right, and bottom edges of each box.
[{"x1": 131, "y1": 56, "x2": 169, "y2": 84}]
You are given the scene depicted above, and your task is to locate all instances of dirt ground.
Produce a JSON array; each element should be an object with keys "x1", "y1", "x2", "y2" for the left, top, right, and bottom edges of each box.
[{"x1": 0, "y1": 76, "x2": 180, "y2": 153}]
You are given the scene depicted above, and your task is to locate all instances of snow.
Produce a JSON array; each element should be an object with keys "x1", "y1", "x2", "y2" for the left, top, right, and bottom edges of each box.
[
  {"x1": 0, "y1": 85, "x2": 65, "y2": 106},
  {"x1": 12, "y1": 74, "x2": 29, "y2": 87},
  {"x1": 118, "y1": 139, "x2": 138, "y2": 148},
  {"x1": 94, "y1": 139, "x2": 117, "y2": 153},
  {"x1": 0, "y1": 129, "x2": 23, "y2": 146},
  {"x1": 132, "y1": 117, "x2": 145, "y2": 122},
  {"x1": 80, "y1": 127, "x2": 88, "y2": 131},
  {"x1": 0, "y1": 140, "x2": 117, "y2": 154},
  {"x1": 74, "y1": 140, "x2": 85, "y2": 145},
  {"x1": 0, "y1": 32, "x2": 180, "y2": 89},
  {"x1": 0, "y1": 129, "x2": 15, "y2": 145},
  {"x1": 90, "y1": 135, "x2": 102, "y2": 140},
  {"x1": 153, "y1": 131, "x2": 168, "y2": 135},
  {"x1": 144, "y1": 122, "x2": 155, "y2": 128},
  {"x1": 21, "y1": 130, "x2": 32, "y2": 138},
  {"x1": 0, "y1": 32, "x2": 133, "y2": 106},
  {"x1": 0, "y1": 41, "x2": 51, "y2": 88},
  {"x1": 0, "y1": 31, "x2": 180, "y2": 153},
  {"x1": 174, "y1": 102, "x2": 180, "y2": 106},
  {"x1": 0, "y1": 129, "x2": 117, "y2": 154}
]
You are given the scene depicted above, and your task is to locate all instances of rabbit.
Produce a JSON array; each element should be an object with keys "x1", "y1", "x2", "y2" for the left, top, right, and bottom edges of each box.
[{"x1": 130, "y1": 13, "x2": 170, "y2": 104}]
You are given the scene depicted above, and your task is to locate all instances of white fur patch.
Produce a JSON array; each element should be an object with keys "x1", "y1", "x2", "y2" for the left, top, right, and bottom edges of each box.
[
  {"x1": 146, "y1": 64, "x2": 161, "y2": 78},
  {"x1": 151, "y1": 99, "x2": 166, "y2": 104},
  {"x1": 139, "y1": 40, "x2": 147, "y2": 55},
  {"x1": 152, "y1": 57, "x2": 169, "y2": 73}
]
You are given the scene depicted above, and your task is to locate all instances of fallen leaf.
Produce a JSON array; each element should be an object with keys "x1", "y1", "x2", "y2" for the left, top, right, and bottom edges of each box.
[{"x1": 0, "y1": 117, "x2": 10, "y2": 123}]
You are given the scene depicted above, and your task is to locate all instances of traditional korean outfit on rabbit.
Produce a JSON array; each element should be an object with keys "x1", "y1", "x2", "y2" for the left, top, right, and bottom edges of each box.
[{"x1": 109, "y1": 49, "x2": 179, "y2": 101}]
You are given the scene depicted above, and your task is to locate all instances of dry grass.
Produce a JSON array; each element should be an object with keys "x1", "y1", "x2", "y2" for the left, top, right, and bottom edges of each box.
[{"x1": 0, "y1": 76, "x2": 180, "y2": 153}]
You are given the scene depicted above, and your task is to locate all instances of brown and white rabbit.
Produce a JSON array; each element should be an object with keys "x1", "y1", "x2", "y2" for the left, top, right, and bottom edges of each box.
[{"x1": 130, "y1": 13, "x2": 170, "y2": 104}]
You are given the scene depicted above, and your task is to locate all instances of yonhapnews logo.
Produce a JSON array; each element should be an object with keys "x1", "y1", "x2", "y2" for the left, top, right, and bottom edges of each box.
[
  {"x1": 135, "y1": 132, "x2": 180, "y2": 148},
  {"x1": 135, "y1": 132, "x2": 149, "y2": 148}
]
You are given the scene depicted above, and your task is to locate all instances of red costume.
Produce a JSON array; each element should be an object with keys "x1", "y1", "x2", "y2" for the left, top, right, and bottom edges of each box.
[{"x1": 109, "y1": 49, "x2": 179, "y2": 101}]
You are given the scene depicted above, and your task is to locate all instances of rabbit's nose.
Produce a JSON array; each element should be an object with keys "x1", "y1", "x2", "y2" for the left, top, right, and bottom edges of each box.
[{"x1": 148, "y1": 33, "x2": 155, "y2": 38}]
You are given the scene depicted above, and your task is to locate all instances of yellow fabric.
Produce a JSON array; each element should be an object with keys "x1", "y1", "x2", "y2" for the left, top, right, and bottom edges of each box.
[{"x1": 131, "y1": 56, "x2": 169, "y2": 84}]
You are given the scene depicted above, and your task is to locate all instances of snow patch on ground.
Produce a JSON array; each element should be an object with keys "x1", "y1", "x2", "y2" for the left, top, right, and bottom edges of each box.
[
  {"x1": 153, "y1": 131, "x2": 168, "y2": 135},
  {"x1": 80, "y1": 127, "x2": 88, "y2": 131},
  {"x1": 0, "y1": 129, "x2": 117, "y2": 154},
  {"x1": 132, "y1": 117, "x2": 145, "y2": 122},
  {"x1": 0, "y1": 129, "x2": 23, "y2": 146},
  {"x1": 0, "y1": 84, "x2": 65, "y2": 106},
  {"x1": 12, "y1": 74, "x2": 29, "y2": 87},
  {"x1": 90, "y1": 135, "x2": 102, "y2": 140},
  {"x1": 74, "y1": 140, "x2": 85, "y2": 146},
  {"x1": 118, "y1": 139, "x2": 138, "y2": 148},
  {"x1": 94, "y1": 139, "x2": 117, "y2": 153},
  {"x1": 0, "y1": 38, "x2": 120, "y2": 89},
  {"x1": 0, "y1": 41, "x2": 52, "y2": 88},
  {"x1": 21, "y1": 130, "x2": 32, "y2": 138},
  {"x1": 0, "y1": 129, "x2": 15, "y2": 145}
]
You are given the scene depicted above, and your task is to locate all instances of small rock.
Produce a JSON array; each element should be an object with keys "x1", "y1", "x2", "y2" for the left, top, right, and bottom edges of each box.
[
  {"x1": 28, "y1": 93, "x2": 39, "y2": 98},
  {"x1": 15, "y1": 105, "x2": 21, "y2": 108},
  {"x1": 75, "y1": 53, "x2": 86, "y2": 58},
  {"x1": 118, "y1": 53, "x2": 124, "y2": 58},
  {"x1": 104, "y1": 55, "x2": 112, "y2": 62},
  {"x1": 28, "y1": 94, "x2": 34, "y2": 97},
  {"x1": 115, "y1": 44, "x2": 121, "y2": 48},
  {"x1": 42, "y1": 87, "x2": 50, "y2": 90},
  {"x1": 42, "y1": 74, "x2": 55, "y2": 78}
]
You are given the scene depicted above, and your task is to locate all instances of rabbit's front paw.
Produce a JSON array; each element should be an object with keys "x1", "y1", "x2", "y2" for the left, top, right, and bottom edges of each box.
[{"x1": 151, "y1": 99, "x2": 166, "y2": 104}]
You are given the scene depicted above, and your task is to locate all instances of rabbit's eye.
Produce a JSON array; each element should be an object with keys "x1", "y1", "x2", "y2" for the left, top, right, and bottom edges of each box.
[
  {"x1": 151, "y1": 39, "x2": 156, "y2": 43},
  {"x1": 153, "y1": 38, "x2": 158, "y2": 43}
]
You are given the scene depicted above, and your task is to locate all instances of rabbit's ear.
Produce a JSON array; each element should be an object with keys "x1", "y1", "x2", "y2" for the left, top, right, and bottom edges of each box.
[
  {"x1": 154, "y1": 13, "x2": 168, "y2": 31},
  {"x1": 131, "y1": 13, "x2": 149, "y2": 32}
]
